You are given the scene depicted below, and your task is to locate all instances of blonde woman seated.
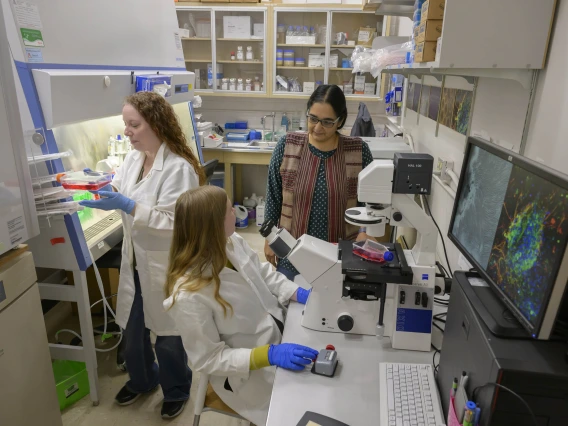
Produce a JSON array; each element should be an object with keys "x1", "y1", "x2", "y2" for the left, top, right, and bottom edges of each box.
[{"x1": 163, "y1": 186, "x2": 317, "y2": 426}]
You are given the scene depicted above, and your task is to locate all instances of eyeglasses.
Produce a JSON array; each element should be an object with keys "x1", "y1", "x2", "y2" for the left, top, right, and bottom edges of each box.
[{"x1": 306, "y1": 113, "x2": 341, "y2": 128}]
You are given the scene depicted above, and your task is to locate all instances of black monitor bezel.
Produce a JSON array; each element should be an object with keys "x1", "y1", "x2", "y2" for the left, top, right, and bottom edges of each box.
[{"x1": 448, "y1": 137, "x2": 568, "y2": 337}]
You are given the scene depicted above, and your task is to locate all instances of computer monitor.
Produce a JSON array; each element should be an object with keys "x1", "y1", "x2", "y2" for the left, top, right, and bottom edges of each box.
[{"x1": 448, "y1": 137, "x2": 568, "y2": 340}]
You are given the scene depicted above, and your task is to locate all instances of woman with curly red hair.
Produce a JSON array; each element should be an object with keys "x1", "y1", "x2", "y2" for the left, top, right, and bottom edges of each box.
[{"x1": 80, "y1": 91, "x2": 204, "y2": 419}]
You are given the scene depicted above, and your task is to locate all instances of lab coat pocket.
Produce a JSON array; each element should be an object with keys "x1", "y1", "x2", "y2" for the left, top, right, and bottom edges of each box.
[
  {"x1": 146, "y1": 250, "x2": 169, "y2": 292},
  {"x1": 228, "y1": 368, "x2": 274, "y2": 407}
]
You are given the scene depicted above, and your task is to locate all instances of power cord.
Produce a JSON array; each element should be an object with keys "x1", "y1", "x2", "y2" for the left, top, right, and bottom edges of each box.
[
  {"x1": 432, "y1": 345, "x2": 441, "y2": 376},
  {"x1": 472, "y1": 383, "x2": 538, "y2": 426},
  {"x1": 55, "y1": 250, "x2": 123, "y2": 353},
  {"x1": 424, "y1": 197, "x2": 453, "y2": 278}
]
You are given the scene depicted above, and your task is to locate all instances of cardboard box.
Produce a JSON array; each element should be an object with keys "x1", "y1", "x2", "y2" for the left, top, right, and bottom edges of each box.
[
  {"x1": 253, "y1": 23, "x2": 264, "y2": 37},
  {"x1": 421, "y1": 0, "x2": 446, "y2": 21},
  {"x1": 414, "y1": 41, "x2": 437, "y2": 63},
  {"x1": 357, "y1": 27, "x2": 376, "y2": 47},
  {"x1": 416, "y1": 20, "x2": 442, "y2": 43},
  {"x1": 413, "y1": 25, "x2": 420, "y2": 40},
  {"x1": 286, "y1": 35, "x2": 316, "y2": 45},
  {"x1": 309, "y1": 54, "x2": 325, "y2": 67},
  {"x1": 354, "y1": 75, "x2": 366, "y2": 92},
  {"x1": 303, "y1": 82, "x2": 315, "y2": 93},
  {"x1": 223, "y1": 16, "x2": 251, "y2": 39},
  {"x1": 364, "y1": 83, "x2": 376, "y2": 95},
  {"x1": 343, "y1": 84, "x2": 353, "y2": 95},
  {"x1": 329, "y1": 54, "x2": 339, "y2": 68}
]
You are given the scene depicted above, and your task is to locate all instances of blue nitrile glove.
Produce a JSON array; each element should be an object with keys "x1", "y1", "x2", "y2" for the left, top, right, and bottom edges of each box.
[
  {"x1": 268, "y1": 343, "x2": 319, "y2": 371},
  {"x1": 83, "y1": 168, "x2": 112, "y2": 192},
  {"x1": 295, "y1": 288, "x2": 311, "y2": 305},
  {"x1": 79, "y1": 191, "x2": 135, "y2": 214}
]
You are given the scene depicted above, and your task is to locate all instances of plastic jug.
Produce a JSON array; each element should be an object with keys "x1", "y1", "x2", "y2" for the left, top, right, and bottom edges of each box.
[
  {"x1": 243, "y1": 197, "x2": 256, "y2": 208},
  {"x1": 235, "y1": 204, "x2": 249, "y2": 228}
]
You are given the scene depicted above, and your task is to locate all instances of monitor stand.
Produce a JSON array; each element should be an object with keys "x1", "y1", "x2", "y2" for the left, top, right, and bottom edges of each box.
[{"x1": 454, "y1": 271, "x2": 531, "y2": 339}]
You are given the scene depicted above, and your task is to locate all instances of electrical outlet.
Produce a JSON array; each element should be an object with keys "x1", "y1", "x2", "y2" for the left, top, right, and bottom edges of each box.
[{"x1": 439, "y1": 158, "x2": 454, "y2": 184}]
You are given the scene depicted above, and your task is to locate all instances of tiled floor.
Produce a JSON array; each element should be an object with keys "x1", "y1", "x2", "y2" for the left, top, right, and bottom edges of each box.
[{"x1": 59, "y1": 227, "x2": 265, "y2": 426}]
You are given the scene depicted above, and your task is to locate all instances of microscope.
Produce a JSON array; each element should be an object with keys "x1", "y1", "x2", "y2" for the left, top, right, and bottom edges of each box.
[{"x1": 260, "y1": 153, "x2": 437, "y2": 352}]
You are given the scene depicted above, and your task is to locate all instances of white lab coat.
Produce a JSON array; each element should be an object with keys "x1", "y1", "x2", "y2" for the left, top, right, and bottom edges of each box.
[
  {"x1": 113, "y1": 143, "x2": 199, "y2": 335},
  {"x1": 163, "y1": 233, "x2": 299, "y2": 426}
]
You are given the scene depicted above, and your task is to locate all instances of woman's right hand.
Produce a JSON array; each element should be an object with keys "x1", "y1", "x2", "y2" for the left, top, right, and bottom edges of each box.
[{"x1": 264, "y1": 240, "x2": 277, "y2": 267}]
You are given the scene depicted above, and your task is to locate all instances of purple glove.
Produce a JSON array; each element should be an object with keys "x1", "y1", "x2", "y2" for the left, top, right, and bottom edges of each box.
[
  {"x1": 268, "y1": 343, "x2": 319, "y2": 371},
  {"x1": 296, "y1": 288, "x2": 311, "y2": 305}
]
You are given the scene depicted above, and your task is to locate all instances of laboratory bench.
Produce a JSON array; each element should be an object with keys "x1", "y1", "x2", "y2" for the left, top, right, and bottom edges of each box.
[
  {"x1": 202, "y1": 145, "x2": 274, "y2": 202},
  {"x1": 267, "y1": 277, "x2": 446, "y2": 426}
]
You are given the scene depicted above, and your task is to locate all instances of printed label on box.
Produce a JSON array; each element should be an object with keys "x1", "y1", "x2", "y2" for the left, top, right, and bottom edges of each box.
[
  {"x1": 20, "y1": 27, "x2": 44, "y2": 47},
  {"x1": 25, "y1": 47, "x2": 43, "y2": 63}
]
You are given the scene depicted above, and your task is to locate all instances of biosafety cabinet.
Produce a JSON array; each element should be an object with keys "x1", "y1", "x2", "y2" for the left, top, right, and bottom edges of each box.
[{"x1": 1, "y1": 0, "x2": 202, "y2": 405}]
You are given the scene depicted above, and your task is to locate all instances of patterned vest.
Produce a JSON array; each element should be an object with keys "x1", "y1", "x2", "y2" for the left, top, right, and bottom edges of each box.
[{"x1": 279, "y1": 132, "x2": 362, "y2": 242}]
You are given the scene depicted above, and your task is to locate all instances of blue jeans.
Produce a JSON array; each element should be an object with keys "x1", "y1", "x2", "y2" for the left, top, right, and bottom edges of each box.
[
  {"x1": 276, "y1": 264, "x2": 299, "y2": 282},
  {"x1": 121, "y1": 271, "x2": 192, "y2": 402}
]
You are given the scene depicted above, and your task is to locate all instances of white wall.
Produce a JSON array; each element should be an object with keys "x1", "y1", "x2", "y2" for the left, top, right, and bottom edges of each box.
[
  {"x1": 524, "y1": 0, "x2": 568, "y2": 172},
  {"x1": 403, "y1": 72, "x2": 532, "y2": 272}
]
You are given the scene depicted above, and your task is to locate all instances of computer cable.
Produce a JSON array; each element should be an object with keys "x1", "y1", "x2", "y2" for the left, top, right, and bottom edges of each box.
[
  {"x1": 472, "y1": 383, "x2": 538, "y2": 426},
  {"x1": 432, "y1": 346, "x2": 441, "y2": 376},
  {"x1": 424, "y1": 196, "x2": 453, "y2": 278},
  {"x1": 432, "y1": 322, "x2": 445, "y2": 333}
]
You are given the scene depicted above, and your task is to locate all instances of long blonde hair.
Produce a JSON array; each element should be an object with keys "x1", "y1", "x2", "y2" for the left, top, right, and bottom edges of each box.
[
  {"x1": 165, "y1": 185, "x2": 233, "y2": 315},
  {"x1": 125, "y1": 91, "x2": 206, "y2": 185}
]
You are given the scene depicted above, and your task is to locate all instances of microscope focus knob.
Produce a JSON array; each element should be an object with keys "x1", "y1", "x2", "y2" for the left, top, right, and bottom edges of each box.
[
  {"x1": 392, "y1": 211, "x2": 403, "y2": 222},
  {"x1": 337, "y1": 314, "x2": 354, "y2": 332}
]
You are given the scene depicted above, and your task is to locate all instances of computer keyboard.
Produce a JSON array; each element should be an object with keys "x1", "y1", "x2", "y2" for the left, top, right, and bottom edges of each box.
[{"x1": 379, "y1": 363, "x2": 445, "y2": 426}]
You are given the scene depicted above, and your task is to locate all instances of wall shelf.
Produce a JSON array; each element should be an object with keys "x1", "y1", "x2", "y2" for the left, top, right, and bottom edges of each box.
[
  {"x1": 218, "y1": 60, "x2": 263, "y2": 64},
  {"x1": 383, "y1": 62, "x2": 535, "y2": 90},
  {"x1": 217, "y1": 38, "x2": 264, "y2": 42},
  {"x1": 277, "y1": 66, "x2": 321, "y2": 70},
  {"x1": 197, "y1": 91, "x2": 268, "y2": 98},
  {"x1": 185, "y1": 59, "x2": 211, "y2": 63},
  {"x1": 181, "y1": 37, "x2": 211, "y2": 41},
  {"x1": 330, "y1": 67, "x2": 354, "y2": 71},
  {"x1": 277, "y1": 44, "x2": 325, "y2": 48},
  {"x1": 331, "y1": 45, "x2": 356, "y2": 48}
]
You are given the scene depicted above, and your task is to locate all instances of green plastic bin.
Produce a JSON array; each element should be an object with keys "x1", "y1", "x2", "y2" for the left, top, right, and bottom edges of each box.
[{"x1": 52, "y1": 360, "x2": 90, "y2": 411}]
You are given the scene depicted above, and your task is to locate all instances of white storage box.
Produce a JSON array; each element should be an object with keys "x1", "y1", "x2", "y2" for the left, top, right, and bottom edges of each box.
[
  {"x1": 364, "y1": 83, "x2": 376, "y2": 95},
  {"x1": 223, "y1": 16, "x2": 251, "y2": 39},
  {"x1": 303, "y1": 82, "x2": 315, "y2": 93},
  {"x1": 309, "y1": 54, "x2": 325, "y2": 67},
  {"x1": 286, "y1": 35, "x2": 316, "y2": 45},
  {"x1": 329, "y1": 54, "x2": 339, "y2": 68},
  {"x1": 253, "y1": 23, "x2": 264, "y2": 38},
  {"x1": 196, "y1": 19, "x2": 211, "y2": 38},
  {"x1": 179, "y1": 28, "x2": 190, "y2": 38}
]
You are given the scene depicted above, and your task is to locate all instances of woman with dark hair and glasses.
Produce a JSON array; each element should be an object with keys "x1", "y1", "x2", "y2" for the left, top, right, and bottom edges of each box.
[{"x1": 264, "y1": 84, "x2": 374, "y2": 280}]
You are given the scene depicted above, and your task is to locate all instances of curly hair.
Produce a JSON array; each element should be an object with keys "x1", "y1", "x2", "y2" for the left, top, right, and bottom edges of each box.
[{"x1": 124, "y1": 91, "x2": 205, "y2": 185}]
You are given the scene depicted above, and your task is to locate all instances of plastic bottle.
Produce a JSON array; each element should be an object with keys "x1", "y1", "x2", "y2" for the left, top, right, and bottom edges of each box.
[
  {"x1": 236, "y1": 46, "x2": 244, "y2": 61},
  {"x1": 287, "y1": 25, "x2": 294, "y2": 37},
  {"x1": 254, "y1": 76, "x2": 261, "y2": 91},
  {"x1": 250, "y1": 193, "x2": 258, "y2": 206},
  {"x1": 302, "y1": 26, "x2": 309, "y2": 37},
  {"x1": 310, "y1": 26, "x2": 316, "y2": 37},
  {"x1": 281, "y1": 112, "x2": 289, "y2": 131},
  {"x1": 116, "y1": 135, "x2": 123, "y2": 153},
  {"x1": 246, "y1": 46, "x2": 254, "y2": 61},
  {"x1": 108, "y1": 136, "x2": 116, "y2": 156},
  {"x1": 243, "y1": 196, "x2": 256, "y2": 208},
  {"x1": 296, "y1": 26, "x2": 302, "y2": 36}
]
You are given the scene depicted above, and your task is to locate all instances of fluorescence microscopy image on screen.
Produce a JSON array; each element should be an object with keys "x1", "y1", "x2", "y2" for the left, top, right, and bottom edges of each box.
[
  {"x1": 486, "y1": 167, "x2": 568, "y2": 326},
  {"x1": 451, "y1": 146, "x2": 513, "y2": 268}
]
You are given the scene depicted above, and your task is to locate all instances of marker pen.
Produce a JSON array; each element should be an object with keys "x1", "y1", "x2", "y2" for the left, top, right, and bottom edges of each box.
[{"x1": 450, "y1": 377, "x2": 458, "y2": 398}]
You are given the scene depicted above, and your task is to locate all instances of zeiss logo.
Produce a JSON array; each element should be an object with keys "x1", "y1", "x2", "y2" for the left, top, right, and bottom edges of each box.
[{"x1": 422, "y1": 274, "x2": 429, "y2": 280}]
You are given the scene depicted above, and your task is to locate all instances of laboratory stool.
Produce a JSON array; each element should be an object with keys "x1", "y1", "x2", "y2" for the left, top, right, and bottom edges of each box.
[
  {"x1": 93, "y1": 242, "x2": 126, "y2": 370},
  {"x1": 193, "y1": 373, "x2": 251, "y2": 426}
]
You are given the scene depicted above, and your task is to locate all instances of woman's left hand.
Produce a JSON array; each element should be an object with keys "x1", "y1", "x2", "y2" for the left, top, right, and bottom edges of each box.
[
  {"x1": 79, "y1": 191, "x2": 136, "y2": 214},
  {"x1": 356, "y1": 232, "x2": 377, "y2": 242}
]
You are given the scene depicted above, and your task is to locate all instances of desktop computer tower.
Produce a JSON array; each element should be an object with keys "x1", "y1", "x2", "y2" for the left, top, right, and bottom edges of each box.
[{"x1": 437, "y1": 272, "x2": 568, "y2": 426}]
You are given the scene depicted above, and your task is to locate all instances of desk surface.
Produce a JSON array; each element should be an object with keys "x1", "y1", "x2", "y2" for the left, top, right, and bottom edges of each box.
[{"x1": 267, "y1": 302, "x2": 436, "y2": 426}]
